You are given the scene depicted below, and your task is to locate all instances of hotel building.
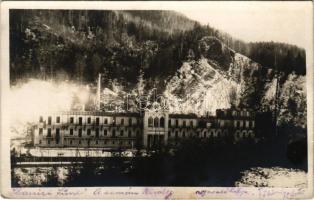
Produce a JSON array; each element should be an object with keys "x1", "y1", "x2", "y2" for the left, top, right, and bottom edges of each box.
[{"x1": 33, "y1": 105, "x2": 256, "y2": 149}]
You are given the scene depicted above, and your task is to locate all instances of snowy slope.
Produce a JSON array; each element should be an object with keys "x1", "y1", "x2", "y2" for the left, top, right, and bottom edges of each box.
[
  {"x1": 164, "y1": 36, "x2": 307, "y2": 129},
  {"x1": 164, "y1": 58, "x2": 240, "y2": 116},
  {"x1": 163, "y1": 43, "x2": 264, "y2": 116}
]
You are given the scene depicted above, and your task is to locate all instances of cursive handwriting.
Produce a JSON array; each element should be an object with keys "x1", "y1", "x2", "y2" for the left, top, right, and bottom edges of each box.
[
  {"x1": 93, "y1": 187, "x2": 139, "y2": 196},
  {"x1": 142, "y1": 188, "x2": 174, "y2": 200},
  {"x1": 11, "y1": 186, "x2": 306, "y2": 199},
  {"x1": 12, "y1": 188, "x2": 53, "y2": 197},
  {"x1": 195, "y1": 187, "x2": 306, "y2": 199}
]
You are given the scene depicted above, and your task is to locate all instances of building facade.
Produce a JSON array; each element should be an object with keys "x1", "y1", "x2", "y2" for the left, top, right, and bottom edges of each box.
[{"x1": 33, "y1": 108, "x2": 256, "y2": 149}]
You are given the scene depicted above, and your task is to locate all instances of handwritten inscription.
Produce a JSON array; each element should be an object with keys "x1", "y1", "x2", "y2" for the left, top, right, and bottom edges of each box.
[
  {"x1": 142, "y1": 188, "x2": 173, "y2": 199},
  {"x1": 12, "y1": 188, "x2": 53, "y2": 197},
  {"x1": 93, "y1": 188, "x2": 139, "y2": 196},
  {"x1": 195, "y1": 187, "x2": 306, "y2": 199},
  {"x1": 12, "y1": 187, "x2": 306, "y2": 199}
]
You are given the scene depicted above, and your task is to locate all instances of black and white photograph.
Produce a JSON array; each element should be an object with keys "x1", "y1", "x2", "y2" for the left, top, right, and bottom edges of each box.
[{"x1": 1, "y1": 1, "x2": 313, "y2": 199}]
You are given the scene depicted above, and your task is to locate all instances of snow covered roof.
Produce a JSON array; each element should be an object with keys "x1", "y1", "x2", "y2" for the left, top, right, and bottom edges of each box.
[{"x1": 169, "y1": 113, "x2": 198, "y2": 119}]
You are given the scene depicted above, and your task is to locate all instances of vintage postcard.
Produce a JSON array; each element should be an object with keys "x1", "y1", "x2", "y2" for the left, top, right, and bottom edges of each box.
[{"x1": 1, "y1": 1, "x2": 313, "y2": 199}]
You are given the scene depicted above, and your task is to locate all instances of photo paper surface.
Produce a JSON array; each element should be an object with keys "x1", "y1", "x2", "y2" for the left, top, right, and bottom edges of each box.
[{"x1": 1, "y1": 1, "x2": 313, "y2": 199}]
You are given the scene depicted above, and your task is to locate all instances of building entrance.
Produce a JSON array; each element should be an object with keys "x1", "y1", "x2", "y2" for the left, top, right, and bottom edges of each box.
[{"x1": 147, "y1": 135, "x2": 164, "y2": 149}]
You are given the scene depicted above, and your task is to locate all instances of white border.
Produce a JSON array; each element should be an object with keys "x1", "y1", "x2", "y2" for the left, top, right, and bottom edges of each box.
[{"x1": 1, "y1": 1, "x2": 313, "y2": 199}]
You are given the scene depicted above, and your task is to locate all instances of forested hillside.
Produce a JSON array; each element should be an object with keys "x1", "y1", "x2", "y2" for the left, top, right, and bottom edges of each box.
[
  {"x1": 10, "y1": 9, "x2": 306, "y2": 90},
  {"x1": 9, "y1": 9, "x2": 307, "y2": 137}
]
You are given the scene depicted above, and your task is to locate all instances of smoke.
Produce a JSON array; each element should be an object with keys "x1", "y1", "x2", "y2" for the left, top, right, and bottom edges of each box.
[{"x1": 9, "y1": 79, "x2": 92, "y2": 138}]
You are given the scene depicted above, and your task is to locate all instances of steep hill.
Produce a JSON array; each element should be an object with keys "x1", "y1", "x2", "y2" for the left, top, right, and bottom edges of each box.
[
  {"x1": 9, "y1": 9, "x2": 307, "y2": 129},
  {"x1": 164, "y1": 37, "x2": 306, "y2": 129}
]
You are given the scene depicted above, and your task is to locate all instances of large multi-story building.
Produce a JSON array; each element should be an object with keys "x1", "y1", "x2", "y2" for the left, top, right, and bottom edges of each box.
[{"x1": 33, "y1": 106, "x2": 256, "y2": 149}]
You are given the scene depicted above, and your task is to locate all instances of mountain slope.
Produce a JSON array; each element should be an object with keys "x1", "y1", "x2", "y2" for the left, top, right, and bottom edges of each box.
[
  {"x1": 9, "y1": 9, "x2": 307, "y2": 129},
  {"x1": 164, "y1": 37, "x2": 306, "y2": 129}
]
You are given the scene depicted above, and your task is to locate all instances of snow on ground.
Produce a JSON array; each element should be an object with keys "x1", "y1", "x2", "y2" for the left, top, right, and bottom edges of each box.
[
  {"x1": 15, "y1": 147, "x2": 136, "y2": 157},
  {"x1": 13, "y1": 167, "x2": 70, "y2": 186},
  {"x1": 235, "y1": 167, "x2": 307, "y2": 188}
]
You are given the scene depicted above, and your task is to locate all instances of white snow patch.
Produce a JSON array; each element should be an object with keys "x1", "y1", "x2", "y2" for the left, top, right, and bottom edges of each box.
[{"x1": 236, "y1": 167, "x2": 307, "y2": 188}]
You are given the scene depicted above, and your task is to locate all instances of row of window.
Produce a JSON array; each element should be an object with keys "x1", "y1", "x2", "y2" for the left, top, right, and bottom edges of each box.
[
  {"x1": 167, "y1": 130, "x2": 254, "y2": 138},
  {"x1": 169, "y1": 119, "x2": 194, "y2": 127},
  {"x1": 168, "y1": 131, "x2": 227, "y2": 138},
  {"x1": 39, "y1": 128, "x2": 140, "y2": 138},
  {"x1": 40, "y1": 116, "x2": 139, "y2": 126},
  {"x1": 148, "y1": 117, "x2": 165, "y2": 127},
  {"x1": 147, "y1": 117, "x2": 195, "y2": 128},
  {"x1": 219, "y1": 110, "x2": 251, "y2": 117},
  {"x1": 39, "y1": 139, "x2": 135, "y2": 146}
]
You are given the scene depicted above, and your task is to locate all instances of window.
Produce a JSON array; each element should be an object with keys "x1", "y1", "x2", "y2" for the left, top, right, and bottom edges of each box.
[
  {"x1": 78, "y1": 129, "x2": 82, "y2": 137},
  {"x1": 129, "y1": 118, "x2": 132, "y2": 126},
  {"x1": 87, "y1": 129, "x2": 91, "y2": 136},
  {"x1": 121, "y1": 118, "x2": 124, "y2": 125},
  {"x1": 246, "y1": 121, "x2": 250, "y2": 128},
  {"x1": 168, "y1": 131, "x2": 171, "y2": 137},
  {"x1": 104, "y1": 118, "x2": 108, "y2": 124},
  {"x1": 183, "y1": 120, "x2": 186, "y2": 127},
  {"x1": 96, "y1": 140, "x2": 98, "y2": 145},
  {"x1": 182, "y1": 132, "x2": 185, "y2": 137},
  {"x1": 128, "y1": 131, "x2": 132, "y2": 137},
  {"x1": 56, "y1": 128, "x2": 60, "y2": 144},
  {"x1": 47, "y1": 140, "x2": 50, "y2": 145},
  {"x1": 136, "y1": 131, "x2": 140, "y2": 137},
  {"x1": 220, "y1": 120, "x2": 224, "y2": 127},
  {"x1": 190, "y1": 121, "x2": 193, "y2": 127},
  {"x1": 160, "y1": 117, "x2": 165, "y2": 127},
  {"x1": 104, "y1": 130, "x2": 107, "y2": 136},
  {"x1": 96, "y1": 117, "x2": 99, "y2": 125},
  {"x1": 175, "y1": 131, "x2": 178, "y2": 138},
  {"x1": 39, "y1": 116, "x2": 43, "y2": 122},
  {"x1": 128, "y1": 141, "x2": 131, "y2": 145},
  {"x1": 175, "y1": 119, "x2": 179, "y2": 127},
  {"x1": 78, "y1": 117, "x2": 82, "y2": 125},
  {"x1": 56, "y1": 128, "x2": 60, "y2": 138},
  {"x1": 56, "y1": 116, "x2": 60, "y2": 123},
  {"x1": 168, "y1": 120, "x2": 171, "y2": 127},
  {"x1": 48, "y1": 116, "x2": 52, "y2": 125},
  {"x1": 104, "y1": 140, "x2": 107, "y2": 145},
  {"x1": 70, "y1": 117, "x2": 74, "y2": 124},
  {"x1": 39, "y1": 140, "x2": 42, "y2": 144},
  {"x1": 70, "y1": 140, "x2": 73, "y2": 145},
  {"x1": 154, "y1": 117, "x2": 159, "y2": 127},
  {"x1": 39, "y1": 128, "x2": 43, "y2": 136},
  {"x1": 112, "y1": 141, "x2": 115, "y2": 144},
  {"x1": 70, "y1": 129, "x2": 73, "y2": 135},
  {"x1": 120, "y1": 130, "x2": 124, "y2": 136},
  {"x1": 96, "y1": 129, "x2": 99, "y2": 138},
  {"x1": 47, "y1": 128, "x2": 51, "y2": 137},
  {"x1": 112, "y1": 130, "x2": 116, "y2": 137},
  {"x1": 79, "y1": 140, "x2": 81, "y2": 145},
  {"x1": 87, "y1": 117, "x2": 91, "y2": 124},
  {"x1": 148, "y1": 117, "x2": 153, "y2": 127}
]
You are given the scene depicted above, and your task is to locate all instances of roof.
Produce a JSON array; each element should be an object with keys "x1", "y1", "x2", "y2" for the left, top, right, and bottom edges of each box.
[
  {"x1": 169, "y1": 113, "x2": 198, "y2": 119},
  {"x1": 58, "y1": 111, "x2": 141, "y2": 117}
]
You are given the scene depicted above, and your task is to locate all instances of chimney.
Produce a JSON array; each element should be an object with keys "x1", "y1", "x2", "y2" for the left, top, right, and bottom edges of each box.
[{"x1": 97, "y1": 73, "x2": 101, "y2": 110}]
